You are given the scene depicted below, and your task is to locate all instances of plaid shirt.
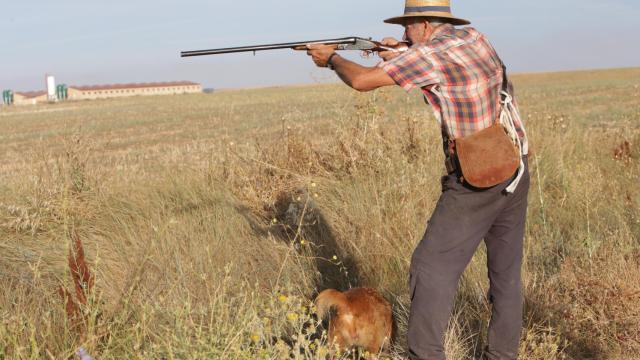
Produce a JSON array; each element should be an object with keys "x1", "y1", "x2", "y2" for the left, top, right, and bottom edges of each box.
[{"x1": 382, "y1": 24, "x2": 527, "y2": 149}]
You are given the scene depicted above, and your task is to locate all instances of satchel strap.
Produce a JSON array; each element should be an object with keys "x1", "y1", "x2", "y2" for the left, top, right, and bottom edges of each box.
[
  {"x1": 501, "y1": 63, "x2": 509, "y2": 95},
  {"x1": 498, "y1": 63, "x2": 528, "y2": 194}
]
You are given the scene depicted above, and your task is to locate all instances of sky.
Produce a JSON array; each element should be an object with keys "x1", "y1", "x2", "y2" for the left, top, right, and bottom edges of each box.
[{"x1": 1, "y1": 0, "x2": 639, "y2": 91}]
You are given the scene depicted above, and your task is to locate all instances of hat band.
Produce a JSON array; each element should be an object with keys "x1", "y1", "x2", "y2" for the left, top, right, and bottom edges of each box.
[{"x1": 404, "y1": 5, "x2": 451, "y2": 14}]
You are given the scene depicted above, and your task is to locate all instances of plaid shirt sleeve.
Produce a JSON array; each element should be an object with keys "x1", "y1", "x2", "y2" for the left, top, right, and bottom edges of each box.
[{"x1": 381, "y1": 48, "x2": 440, "y2": 91}]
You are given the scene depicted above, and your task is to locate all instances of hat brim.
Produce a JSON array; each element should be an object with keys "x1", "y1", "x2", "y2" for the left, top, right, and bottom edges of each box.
[{"x1": 384, "y1": 12, "x2": 470, "y2": 26}]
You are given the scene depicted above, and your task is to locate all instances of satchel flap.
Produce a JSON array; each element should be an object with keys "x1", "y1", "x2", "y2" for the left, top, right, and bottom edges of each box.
[{"x1": 455, "y1": 124, "x2": 520, "y2": 188}]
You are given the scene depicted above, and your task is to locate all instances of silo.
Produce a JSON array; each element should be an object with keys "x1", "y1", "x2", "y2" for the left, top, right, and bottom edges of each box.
[
  {"x1": 56, "y1": 84, "x2": 68, "y2": 100},
  {"x1": 2, "y1": 90, "x2": 13, "y2": 105},
  {"x1": 46, "y1": 74, "x2": 56, "y2": 101}
]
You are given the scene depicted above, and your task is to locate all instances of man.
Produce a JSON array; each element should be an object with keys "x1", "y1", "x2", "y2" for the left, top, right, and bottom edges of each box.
[{"x1": 305, "y1": 1, "x2": 530, "y2": 359}]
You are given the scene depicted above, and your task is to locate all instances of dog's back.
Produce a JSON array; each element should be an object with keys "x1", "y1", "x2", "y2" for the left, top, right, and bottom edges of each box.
[{"x1": 315, "y1": 287, "x2": 393, "y2": 354}]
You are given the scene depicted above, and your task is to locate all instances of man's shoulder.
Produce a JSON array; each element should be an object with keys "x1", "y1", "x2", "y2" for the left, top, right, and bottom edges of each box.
[
  {"x1": 434, "y1": 25, "x2": 484, "y2": 44},
  {"x1": 420, "y1": 26, "x2": 490, "y2": 57}
]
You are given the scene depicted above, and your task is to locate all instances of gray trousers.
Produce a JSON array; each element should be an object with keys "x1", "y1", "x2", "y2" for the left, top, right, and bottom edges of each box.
[{"x1": 408, "y1": 157, "x2": 530, "y2": 360}]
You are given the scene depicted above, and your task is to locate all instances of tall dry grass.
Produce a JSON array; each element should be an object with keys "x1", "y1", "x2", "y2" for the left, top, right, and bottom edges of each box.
[{"x1": 0, "y1": 68, "x2": 639, "y2": 359}]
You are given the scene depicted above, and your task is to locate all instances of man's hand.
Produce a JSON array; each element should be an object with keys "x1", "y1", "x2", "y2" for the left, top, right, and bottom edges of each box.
[
  {"x1": 306, "y1": 44, "x2": 336, "y2": 68},
  {"x1": 378, "y1": 37, "x2": 402, "y2": 62}
]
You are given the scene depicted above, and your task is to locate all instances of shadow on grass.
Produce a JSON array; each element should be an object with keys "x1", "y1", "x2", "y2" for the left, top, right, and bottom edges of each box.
[
  {"x1": 235, "y1": 187, "x2": 362, "y2": 294},
  {"x1": 233, "y1": 189, "x2": 369, "y2": 357}
]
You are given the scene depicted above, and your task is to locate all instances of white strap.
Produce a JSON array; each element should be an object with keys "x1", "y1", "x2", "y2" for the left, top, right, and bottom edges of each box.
[
  {"x1": 505, "y1": 157, "x2": 525, "y2": 193},
  {"x1": 499, "y1": 90, "x2": 528, "y2": 193}
]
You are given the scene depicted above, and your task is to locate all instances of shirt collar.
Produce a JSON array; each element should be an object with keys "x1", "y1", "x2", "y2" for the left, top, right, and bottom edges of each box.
[
  {"x1": 410, "y1": 23, "x2": 455, "y2": 49},
  {"x1": 429, "y1": 23, "x2": 454, "y2": 41}
]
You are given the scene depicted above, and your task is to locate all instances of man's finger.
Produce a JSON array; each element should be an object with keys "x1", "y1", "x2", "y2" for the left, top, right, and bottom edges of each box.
[
  {"x1": 379, "y1": 50, "x2": 400, "y2": 62},
  {"x1": 381, "y1": 37, "x2": 400, "y2": 46}
]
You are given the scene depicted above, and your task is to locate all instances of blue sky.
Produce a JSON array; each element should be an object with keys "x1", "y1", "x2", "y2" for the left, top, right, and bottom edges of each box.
[{"x1": 1, "y1": 0, "x2": 639, "y2": 91}]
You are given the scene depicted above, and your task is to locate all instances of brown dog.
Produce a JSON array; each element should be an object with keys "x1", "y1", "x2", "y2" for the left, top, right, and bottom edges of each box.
[{"x1": 315, "y1": 287, "x2": 393, "y2": 356}]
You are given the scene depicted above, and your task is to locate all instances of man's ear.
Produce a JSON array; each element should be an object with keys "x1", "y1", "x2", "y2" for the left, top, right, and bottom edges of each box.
[
  {"x1": 425, "y1": 19, "x2": 434, "y2": 30},
  {"x1": 423, "y1": 20, "x2": 434, "y2": 41}
]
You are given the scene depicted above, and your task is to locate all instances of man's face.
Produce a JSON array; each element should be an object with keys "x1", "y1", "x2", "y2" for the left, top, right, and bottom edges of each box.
[{"x1": 402, "y1": 18, "x2": 431, "y2": 45}]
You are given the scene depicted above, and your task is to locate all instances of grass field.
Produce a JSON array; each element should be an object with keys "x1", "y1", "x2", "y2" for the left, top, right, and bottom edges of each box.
[{"x1": 1, "y1": 67, "x2": 639, "y2": 359}]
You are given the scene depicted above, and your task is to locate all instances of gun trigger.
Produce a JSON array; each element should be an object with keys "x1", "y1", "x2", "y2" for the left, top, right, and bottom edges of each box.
[{"x1": 253, "y1": 50, "x2": 256, "y2": 56}]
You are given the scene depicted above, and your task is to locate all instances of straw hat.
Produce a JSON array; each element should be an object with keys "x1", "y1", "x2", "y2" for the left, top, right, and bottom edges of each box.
[{"x1": 384, "y1": 0, "x2": 470, "y2": 26}]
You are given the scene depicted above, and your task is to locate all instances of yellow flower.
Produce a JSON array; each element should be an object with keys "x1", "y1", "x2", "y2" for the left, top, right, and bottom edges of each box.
[
  {"x1": 287, "y1": 312, "x2": 299, "y2": 322},
  {"x1": 311, "y1": 182, "x2": 317, "y2": 188},
  {"x1": 271, "y1": 218, "x2": 278, "y2": 224},
  {"x1": 251, "y1": 334, "x2": 260, "y2": 343},
  {"x1": 278, "y1": 294, "x2": 288, "y2": 303},
  {"x1": 332, "y1": 255, "x2": 338, "y2": 261},
  {"x1": 309, "y1": 343, "x2": 316, "y2": 350},
  {"x1": 300, "y1": 240, "x2": 306, "y2": 245}
]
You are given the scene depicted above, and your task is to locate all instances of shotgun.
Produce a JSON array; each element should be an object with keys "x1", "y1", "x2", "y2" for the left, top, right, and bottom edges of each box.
[{"x1": 180, "y1": 37, "x2": 409, "y2": 57}]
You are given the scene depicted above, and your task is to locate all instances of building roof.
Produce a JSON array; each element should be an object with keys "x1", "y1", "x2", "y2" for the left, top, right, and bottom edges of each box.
[
  {"x1": 69, "y1": 81, "x2": 200, "y2": 91},
  {"x1": 15, "y1": 91, "x2": 47, "y2": 99}
]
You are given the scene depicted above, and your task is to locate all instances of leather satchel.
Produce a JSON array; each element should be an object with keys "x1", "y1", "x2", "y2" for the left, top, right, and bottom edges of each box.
[
  {"x1": 453, "y1": 123, "x2": 520, "y2": 188},
  {"x1": 451, "y1": 65, "x2": 520, "y2": 188}
]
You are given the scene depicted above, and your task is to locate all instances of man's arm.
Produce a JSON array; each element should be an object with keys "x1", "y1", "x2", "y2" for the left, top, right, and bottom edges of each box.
[
  {"x1": 306, "y1": 44, "x2": 396, "y2": 92},
  {"x1": 330, "y1": 54, "x2": 395, "y2": 92}
]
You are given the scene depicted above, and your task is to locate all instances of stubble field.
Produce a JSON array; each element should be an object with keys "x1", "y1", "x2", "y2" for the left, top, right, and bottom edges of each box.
[{"x1": 1, "y1": 67, "x2": 639, "y2": 359}]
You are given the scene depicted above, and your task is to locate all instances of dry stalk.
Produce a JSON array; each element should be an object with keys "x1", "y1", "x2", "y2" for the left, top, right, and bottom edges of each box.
[
  {"x1": 68, "y1": 231, "x2": 94, "y2": 305},
  {"x1": 58, "y1": 230, "x2": 94, "y2": 329}
]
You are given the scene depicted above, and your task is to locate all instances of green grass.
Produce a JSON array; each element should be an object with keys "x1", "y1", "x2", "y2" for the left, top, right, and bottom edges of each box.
[{"x1": 0, "y1": 67, "x2": 639, "y2": 359}]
